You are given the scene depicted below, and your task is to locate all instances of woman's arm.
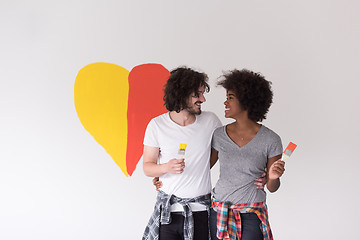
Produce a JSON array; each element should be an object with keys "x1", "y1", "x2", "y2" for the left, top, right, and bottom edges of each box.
[
  {"x1": 210, "y1": 148, "x2": 219, "y2": 169},
  {"x1": 266, "y1": 154, "x2": 285, "y2": 193}
]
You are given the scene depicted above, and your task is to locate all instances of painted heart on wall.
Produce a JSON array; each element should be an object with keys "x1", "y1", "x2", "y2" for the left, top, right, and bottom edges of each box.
[{"x1": 74, "y1": 62, "x2": 170, "y2": 177}]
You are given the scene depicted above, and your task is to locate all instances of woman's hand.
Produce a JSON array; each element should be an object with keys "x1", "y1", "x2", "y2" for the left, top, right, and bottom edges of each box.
[
  {"x1": 268, "y1": 159, "x2": 285, "y2": 180},
  {"x1": 254, "y1": 172, "x2": 267, "y2": 189},
  {"x1": 152, "y1": 177, "x2": 163, "y2": 191}
]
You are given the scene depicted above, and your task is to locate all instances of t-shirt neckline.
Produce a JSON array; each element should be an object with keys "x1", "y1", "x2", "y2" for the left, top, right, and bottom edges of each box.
[
  {"x1": 223, "y1": 124, "x2": 264, "y2": 149},
  {"x1": 167, "y1": 112, "x2": 199, "y2": 128}
]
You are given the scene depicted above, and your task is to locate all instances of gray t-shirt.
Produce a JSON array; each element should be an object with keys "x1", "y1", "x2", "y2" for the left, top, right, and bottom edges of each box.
[{"x1": 211, "y1": 125, "x2": 282, "y2": 205}]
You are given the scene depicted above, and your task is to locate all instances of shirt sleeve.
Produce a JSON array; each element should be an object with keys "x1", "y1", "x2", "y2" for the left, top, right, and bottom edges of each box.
[
  {"x1": 143, "y1": 119, "x2": 159, "y2": 147},
  {"x1": 268, "y1": 134, "x2": 283, "y2": 158}
]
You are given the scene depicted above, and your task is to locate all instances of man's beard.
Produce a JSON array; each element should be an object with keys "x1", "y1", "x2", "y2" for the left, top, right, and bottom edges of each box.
[{"x1": 185, "y1": 102, "x2": 202, "y2": 115}]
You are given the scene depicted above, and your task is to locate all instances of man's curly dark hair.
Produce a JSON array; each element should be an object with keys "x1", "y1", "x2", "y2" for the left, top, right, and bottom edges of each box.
[
  {"x1": 217, "y1": 69, "x2": 273, "y2": 122},
  {"x1": 163, "y1": 67, "x2": 209, "y2": 112}
]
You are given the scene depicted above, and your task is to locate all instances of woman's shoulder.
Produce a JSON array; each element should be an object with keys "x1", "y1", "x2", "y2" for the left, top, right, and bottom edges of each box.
[
  {"x1": 213, "y1": 125, "x2": 226, "y2": 136},
  {"x1": 260, "y1": 125, "x2": 281, "y2": 142}
]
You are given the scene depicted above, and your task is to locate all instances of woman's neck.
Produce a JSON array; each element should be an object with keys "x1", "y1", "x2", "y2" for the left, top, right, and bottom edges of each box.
[{"x1": 230, "y1": 114, "x2": 261, "y2": 134}]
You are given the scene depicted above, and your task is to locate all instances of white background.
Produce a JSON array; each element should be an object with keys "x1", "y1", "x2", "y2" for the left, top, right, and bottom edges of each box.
[{"x1": 1, "y1": 1, "x2": 359, "y2": 239}]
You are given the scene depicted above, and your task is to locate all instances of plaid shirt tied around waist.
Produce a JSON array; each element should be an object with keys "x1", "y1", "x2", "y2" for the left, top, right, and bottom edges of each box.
[
  {"x1": 142, "y1": 190, "x2": 211, "y2": 240},
  {"x1": 211, "y1": 197, "x2": 273, "y2": 240}
]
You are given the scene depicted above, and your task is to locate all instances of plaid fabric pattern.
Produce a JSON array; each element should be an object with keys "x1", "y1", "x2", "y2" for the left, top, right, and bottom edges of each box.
[
  {"x1": 143, "y1": 190, "x2": 211, "y2": 240},
  {"x1": 211, "y1": 197, "x2": 273, "y2": 240}
]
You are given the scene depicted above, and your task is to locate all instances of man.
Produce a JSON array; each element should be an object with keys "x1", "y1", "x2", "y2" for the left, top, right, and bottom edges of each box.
[
  {"x1": 142, "y1": 66, "x2": 221, "y2": 240},
  {"x1": 142, "y1": 67, "x2": 265, "y2": 240}
]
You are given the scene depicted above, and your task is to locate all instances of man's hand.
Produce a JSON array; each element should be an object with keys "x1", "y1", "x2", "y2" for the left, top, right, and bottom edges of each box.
[
  {"x1": 254, "y1": 172, "x2": 267, "y2": 189},
  {"x1": 164, "y1": 158, "x2": 185, "y2": 174},
  {"x1": 268, "y1": 160, "x2": 285, "y2": 180},
  {"x1": 152, "y1": 177, "x2": 163, "y2": 191}
]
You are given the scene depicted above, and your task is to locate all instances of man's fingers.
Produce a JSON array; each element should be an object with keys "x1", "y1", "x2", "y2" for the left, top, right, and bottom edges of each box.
[
  {"x1": 175, "y1": 162, "x2": 185, "y2": 169},
  {"x1": 168, "y1": 159, "x2": 186, "y2": 174}
]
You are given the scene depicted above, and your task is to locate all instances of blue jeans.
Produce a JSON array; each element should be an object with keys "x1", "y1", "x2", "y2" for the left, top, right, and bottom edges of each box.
[{"x1": 209, "y1": 208, "x2": 263, "y2": 240}]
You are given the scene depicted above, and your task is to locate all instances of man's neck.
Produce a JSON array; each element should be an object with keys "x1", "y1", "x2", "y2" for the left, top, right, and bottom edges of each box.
[{"x1": 169, "y1": 110, "x2": 197, "y2": 126}]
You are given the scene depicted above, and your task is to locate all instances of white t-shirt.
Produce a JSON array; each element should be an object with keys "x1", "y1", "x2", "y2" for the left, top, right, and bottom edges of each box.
[{"x1": 143, "y1": 111, "x2": 222, "y2": 212}]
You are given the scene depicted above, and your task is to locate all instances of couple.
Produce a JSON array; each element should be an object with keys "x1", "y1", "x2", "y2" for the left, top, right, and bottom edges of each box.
[{"x1": 142, "y1": 67, "x2": 285, "y2": 240}]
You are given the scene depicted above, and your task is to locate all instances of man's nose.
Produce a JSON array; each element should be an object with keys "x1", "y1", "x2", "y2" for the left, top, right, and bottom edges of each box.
[{"x1": 199, "y1": 93, "x2": 206, "y2": 102}]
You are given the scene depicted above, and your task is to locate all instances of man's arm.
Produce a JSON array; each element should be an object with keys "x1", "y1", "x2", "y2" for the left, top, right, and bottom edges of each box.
[{"x1": 143, "y1": 145, "x2": 185, "y2": 177}]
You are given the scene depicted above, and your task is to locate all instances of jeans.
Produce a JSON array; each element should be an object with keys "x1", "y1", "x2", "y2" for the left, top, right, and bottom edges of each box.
[
  {"x1": 159, "y1": 211, "x2": 209, "y2": 240},
  {"x1": 209, "y1": 208, "x2": 263, "y2": 240}
]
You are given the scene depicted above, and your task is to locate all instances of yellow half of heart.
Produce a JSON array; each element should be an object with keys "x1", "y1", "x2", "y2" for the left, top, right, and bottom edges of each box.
[{"x1": 74, "y1": 62, "x2": 130, "y2": 176}]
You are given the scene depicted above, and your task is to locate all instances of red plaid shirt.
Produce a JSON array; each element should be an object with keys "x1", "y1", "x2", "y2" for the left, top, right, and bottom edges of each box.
[{"x1": 211, "y1": 197, "x2": 273, "y2": 240}]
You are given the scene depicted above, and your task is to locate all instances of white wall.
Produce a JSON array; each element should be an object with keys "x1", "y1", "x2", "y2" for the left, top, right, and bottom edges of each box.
[{"x1": 1, "y1": 1, "x2": 359, "y2": 239}]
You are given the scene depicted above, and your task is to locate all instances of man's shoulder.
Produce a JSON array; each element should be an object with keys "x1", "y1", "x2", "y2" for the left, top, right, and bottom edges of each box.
[
  {"x1": 149, "y1": 112, "x2": 169, "y2": 123},
  {"x1": 199, "y1": 111, "x2": 218, "y2": 120},
  {"x1": 197, "y1": 111, "x2": 222, "y2": 132},
  {"x1": 145, "y1": 112, "x2": 170, "y2": 130},
  {"x1": 199, "y1": 111, "x2": 222, "y2": 125}
]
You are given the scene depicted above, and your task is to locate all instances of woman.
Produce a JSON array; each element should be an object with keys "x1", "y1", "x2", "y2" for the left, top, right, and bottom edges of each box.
[{"x1": 209, "y1": 69, "x2": 285, "y2": 240}]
